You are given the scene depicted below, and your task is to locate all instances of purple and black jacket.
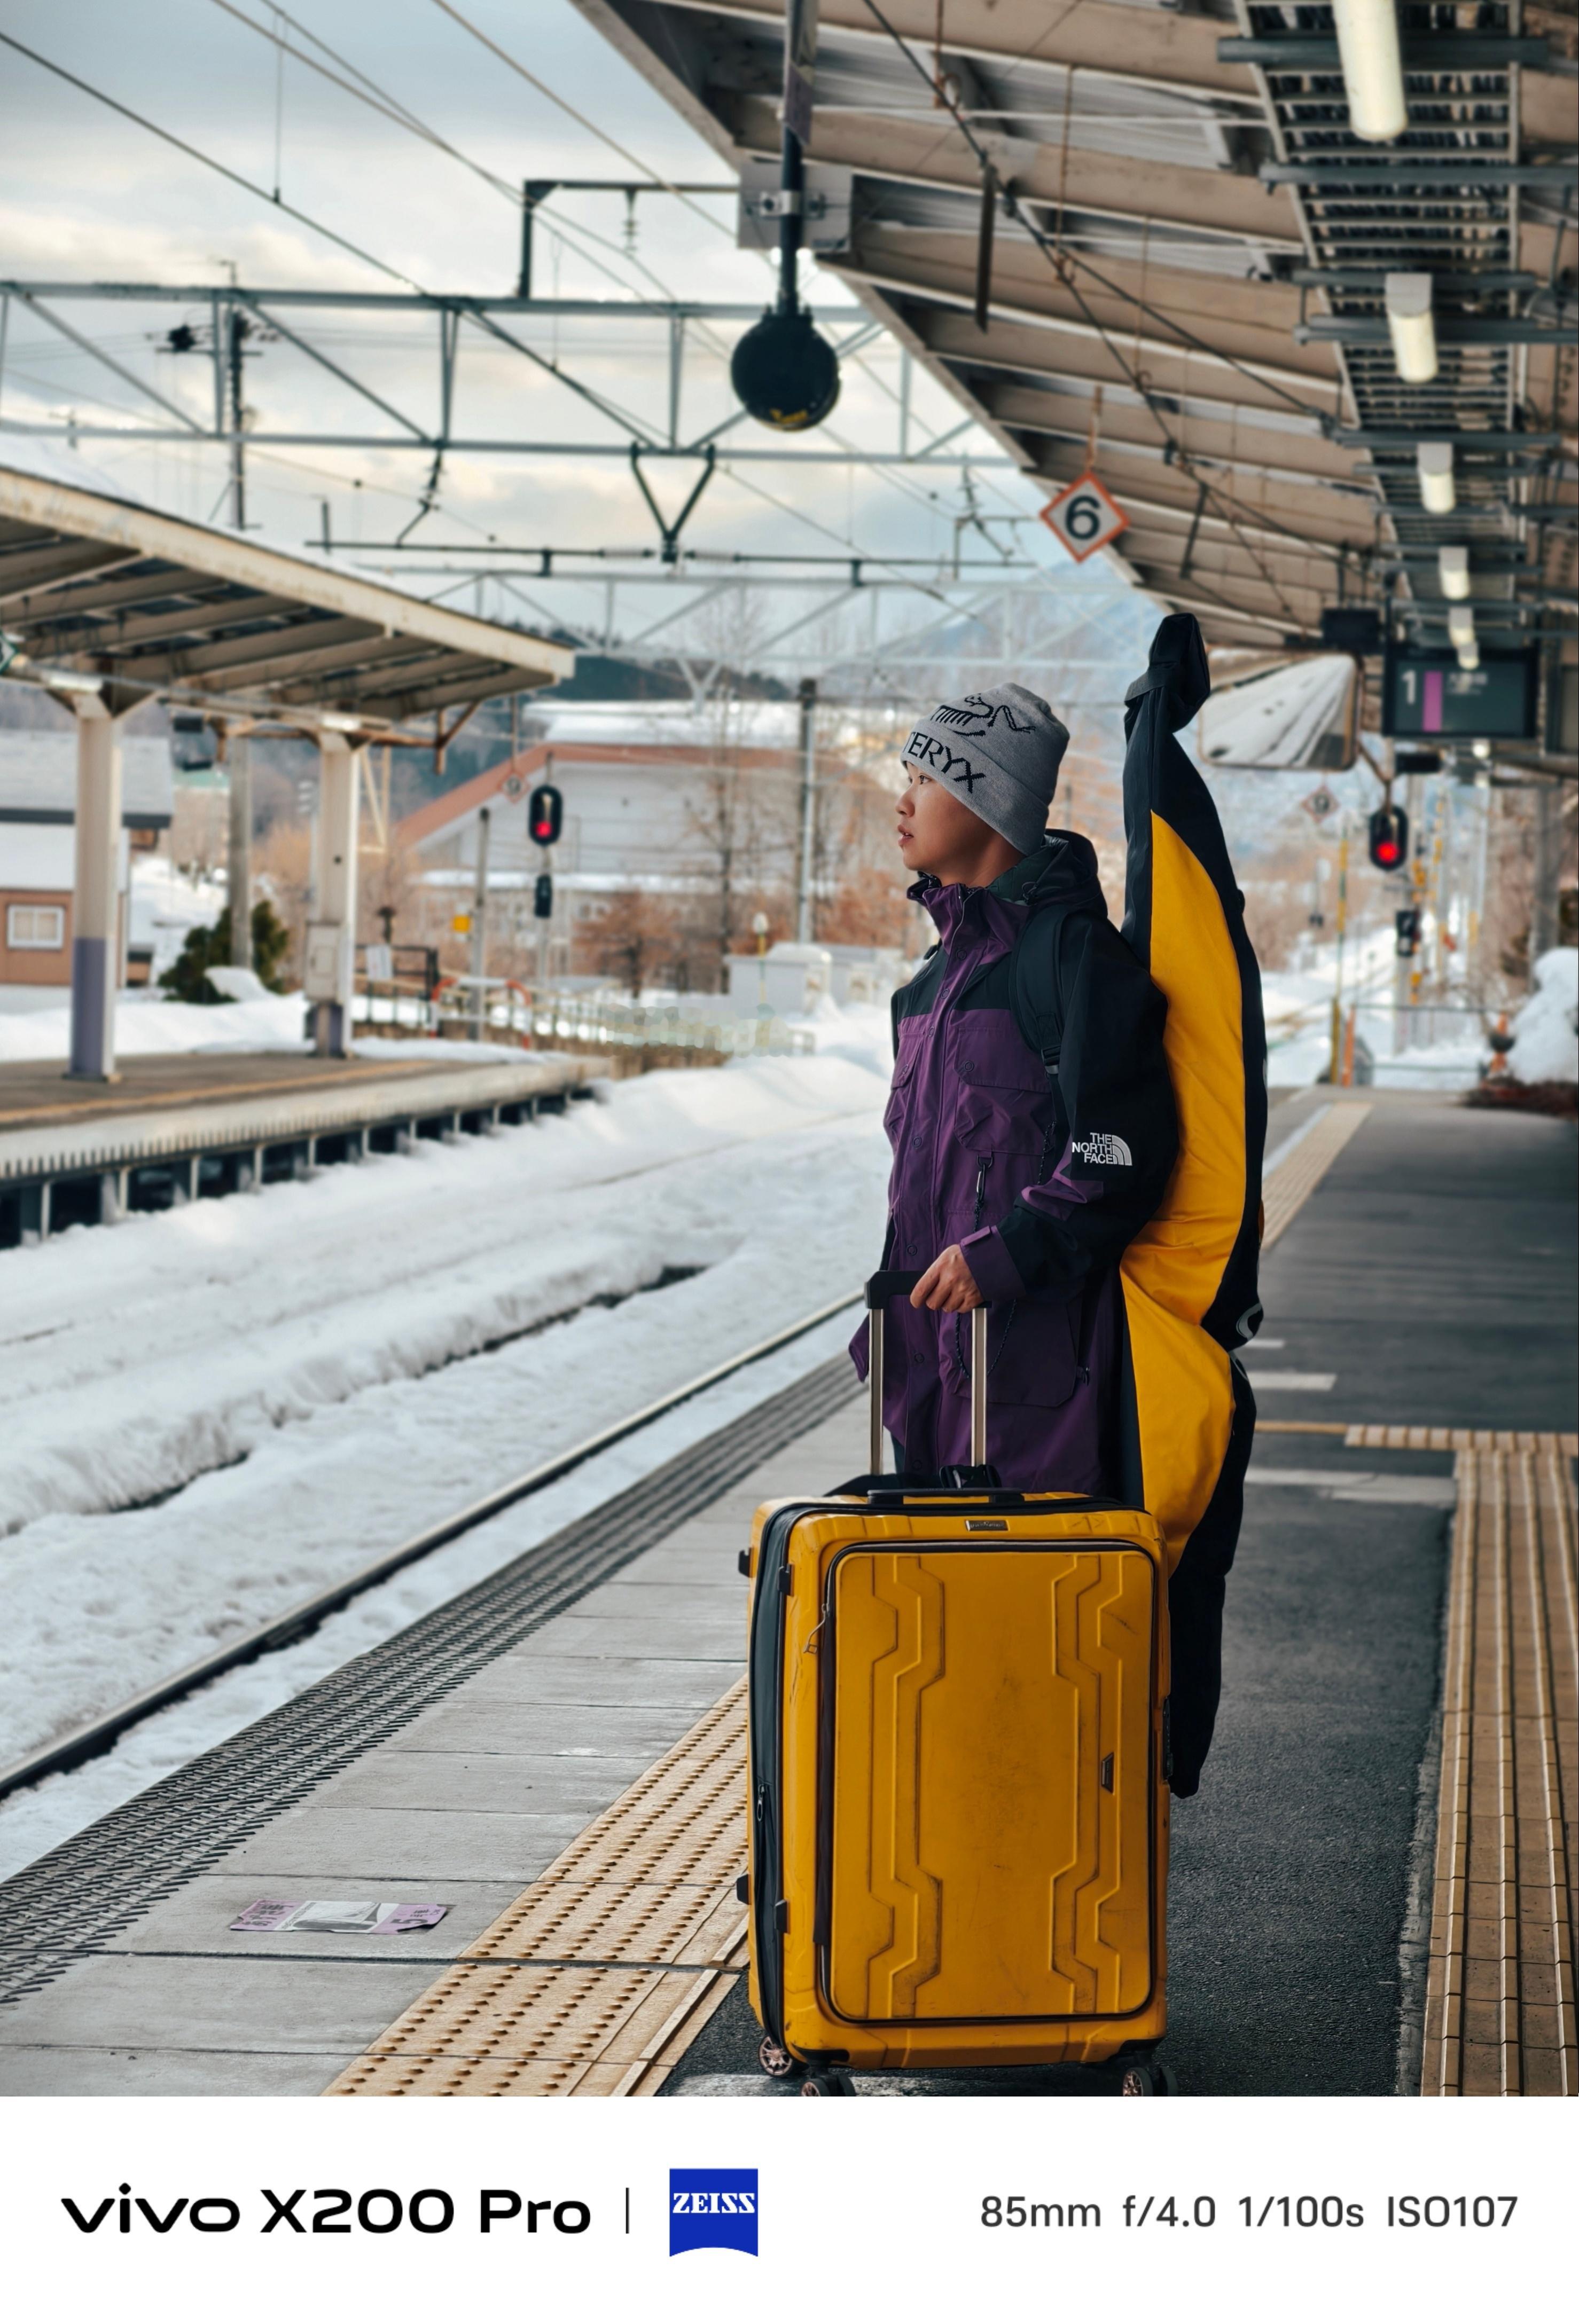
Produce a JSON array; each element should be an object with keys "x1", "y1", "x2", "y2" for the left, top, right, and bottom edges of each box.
[{"x1": 854, "y1": 831, "x2": 1177, "y2": 1492}]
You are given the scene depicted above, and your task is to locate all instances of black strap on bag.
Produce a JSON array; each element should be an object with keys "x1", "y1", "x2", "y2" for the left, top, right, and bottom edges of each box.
[{"x1": 1009, "y1": 899, "x2": 1083, "y2": 1141}]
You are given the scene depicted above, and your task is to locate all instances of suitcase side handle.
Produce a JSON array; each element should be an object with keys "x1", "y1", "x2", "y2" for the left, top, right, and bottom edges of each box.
[{"x1": 864, "y1": 1273, "x2": 988, "y2": 1473}]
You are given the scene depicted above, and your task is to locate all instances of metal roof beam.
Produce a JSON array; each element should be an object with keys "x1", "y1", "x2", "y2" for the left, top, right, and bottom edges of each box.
[
  {"x1": 107, "y1": 616, "x2": 377, "y2": 686},
  {"x1": 835, "y1": 262, "x2": 1337, "y2": 395},
  {"x1": 0, "y1": 282, "x2": 869, "y2": 320},
  {"x1": 733, "y1": 100, "x2": 1299, "y2": 243},
  {"x1": 1335, "y1": 430, "x2": 1562, "y2": 450},
  {"x1": 1298, "y1": 318, "x2": 1574, "y2": 347},
  {"x1": 601, "y1": 0, "x2": 1258, "y2": 99},
  {"x1": 1263, "y1": 162, "x2": 1576, "y2": 189},
  {"x1": 1220, "y1": 35, "x2": 1551, "y2": 70},
  {"x1": 357, "y1": 668, "x2": 532, "y2": 721},
  {"x1": 41, "y1": 591, "x2": 304, "y2": 654},
  {"x1": 0, "y1": 564, "x2": 234, "y2": 624},
  {"x1": 0, "y1": 540, "x2": 147, "y2": 603}
]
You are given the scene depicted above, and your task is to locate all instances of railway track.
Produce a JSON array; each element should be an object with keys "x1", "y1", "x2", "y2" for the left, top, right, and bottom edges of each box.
[
  {"x1": 0, "y1": 1325, "x2": 864, "y2": 2004},
  {"x1": 0, "y1": 1291, "x2": 861, "y2": 1807}
]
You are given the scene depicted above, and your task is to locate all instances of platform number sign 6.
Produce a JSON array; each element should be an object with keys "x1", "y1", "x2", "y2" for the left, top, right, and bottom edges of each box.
[{"x1": 1039, "y1": 473, "x2": 1129, "y2": 564}]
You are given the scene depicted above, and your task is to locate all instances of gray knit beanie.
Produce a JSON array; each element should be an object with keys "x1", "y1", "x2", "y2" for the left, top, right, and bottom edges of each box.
[{"x1": 900, "y1": 682, "x2": 1069, "y2": 856}]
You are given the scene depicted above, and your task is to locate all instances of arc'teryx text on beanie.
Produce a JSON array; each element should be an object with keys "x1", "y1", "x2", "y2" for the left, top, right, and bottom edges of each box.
[{"x1": 900, "y1": 682, "x2": 1069, "y2": 857}]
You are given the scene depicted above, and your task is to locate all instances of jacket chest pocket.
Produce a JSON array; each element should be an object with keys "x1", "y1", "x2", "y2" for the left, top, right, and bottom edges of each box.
[
  {"x1": 882, "y1": 1024, "x2": 928, "y2": 1145},
  {"x1": 954, "y1": 1072, "x2": 1056, "y2": 1160}
]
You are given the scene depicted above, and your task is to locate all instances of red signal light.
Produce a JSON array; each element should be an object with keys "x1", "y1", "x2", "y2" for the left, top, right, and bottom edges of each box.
[
  {"x1": 1368, "y1": 804, "x2": 1409, "y2": 874},
  {"x1": 527, "y1": 782, "x2": 563, "y2": 847}
]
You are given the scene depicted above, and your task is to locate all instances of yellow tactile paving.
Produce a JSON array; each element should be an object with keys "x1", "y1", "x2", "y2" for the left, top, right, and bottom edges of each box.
[
  {"x1": 1261, "y1": 1103, "x2": 1371, "y2": 1247},
  {"x1": 1348, "y1": 1423, "x2": 1579, "y2": 1457},
  {"x1": 1421, "y1": 1441, "x2": 1578, "y2": 2097},
  {"x1": 325, "y1": 1682, "x2": 750, "y2": 2098},
  {"x1": 327, "y1": 1385, "x2": 1575, "y2": 2099}
]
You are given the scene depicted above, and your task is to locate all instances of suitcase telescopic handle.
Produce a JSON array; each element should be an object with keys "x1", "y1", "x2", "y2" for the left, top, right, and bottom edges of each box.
[{"x1": 864, "y1": 1271, "x2": 988, "y2": 1474}]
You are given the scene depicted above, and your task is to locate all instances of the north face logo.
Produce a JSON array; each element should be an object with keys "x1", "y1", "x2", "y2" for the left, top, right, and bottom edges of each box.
[{"x1": 1071, "y1": 1133, "x2": 1133, "y2": 1167}]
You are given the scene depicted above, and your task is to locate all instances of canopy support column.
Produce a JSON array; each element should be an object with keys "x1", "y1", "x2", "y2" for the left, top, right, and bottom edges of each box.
[
  {"x1": 306, "y1": 732, "x2": 360, "y2": 1058},
  {"x1": 67, "y1": 697, "x2": 123, "y2": 1081},
  {"x1": 227, "y1": 732, "x2": 252, "y2": 969}
]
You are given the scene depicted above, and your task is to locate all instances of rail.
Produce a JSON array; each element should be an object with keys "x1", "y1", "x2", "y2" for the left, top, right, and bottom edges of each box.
[
  {"x1": 355, "y1": 975, "x2": 816, "y2": 1059},
  {"x1": 0, "y1": 1288, "x2": 862, "y2": 1805}
]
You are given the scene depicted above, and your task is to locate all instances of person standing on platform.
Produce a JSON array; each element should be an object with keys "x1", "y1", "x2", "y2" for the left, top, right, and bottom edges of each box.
[{"x1": 855, "y1": 680, "x2": 1177, "y2": 1509}]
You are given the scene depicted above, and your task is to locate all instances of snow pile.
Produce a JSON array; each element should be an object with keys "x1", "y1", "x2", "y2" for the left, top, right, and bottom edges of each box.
[
  {"x1": 0, "y1": 985, "x2": 308, "y2": 1061},
  {"x1": 1260, "y1": 925, "x2": 1491, "y2": 1091},
  {"x1": 0, "y1": 1027, "x2": 894, "y2": 1777},
  {"x1": 128, "y1": 856, "x2": 225, "y2": 976},
  {"x1": 1507, "y1": 949, "x2": 1579, "y2": 1086}
]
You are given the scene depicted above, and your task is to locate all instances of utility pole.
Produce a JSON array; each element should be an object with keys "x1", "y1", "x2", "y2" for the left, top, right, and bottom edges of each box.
[
  {"x1": 470, "y1": 804, "x2": 490, "y2": 1040},
  {"x1": 227, "y1": 730, "x2": 251, "y2": 969},
  {"x1": 795, "y1": 675, "x2": 817, "y2": 945},
  {"x1": 1394, "y1": 757, "x2": 1419, "y2": 1055},
  {"x1": 227, "y1": 307, "x2": 247, "y2": 531},
  {"x1": 1531, "y1": 780, "x2": 1560, "y2": 967},
  {"x1": 1328, "y1": 818, "x2": 1349, "y2": 1085}
]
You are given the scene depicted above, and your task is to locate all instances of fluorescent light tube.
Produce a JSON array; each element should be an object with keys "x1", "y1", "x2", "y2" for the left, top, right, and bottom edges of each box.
[
  {"x1": 1386, "y1": 274, "x2": 1437, "y2": 383},
  {"x1": 1417, "y1": 441, "x2": 1456, "y2": 514},
  {"x1": 1333, "y1": 0, "x2": 1408, "y2": 142},
  {"x1": 1456, "y1": 645, "x2": 1480, "y2": 671},
  {"x1": 1447, "y1": 605, "x2": 1476, "y2": 648},
  {"x1": 1438, "y1": 546, "x2": 1471, "y2": 600}
]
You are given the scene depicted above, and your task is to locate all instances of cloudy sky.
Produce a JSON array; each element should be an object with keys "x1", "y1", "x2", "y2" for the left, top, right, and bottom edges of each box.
[{"x1": 0, "y1": 0, "x2": 1108, "y2": 670}]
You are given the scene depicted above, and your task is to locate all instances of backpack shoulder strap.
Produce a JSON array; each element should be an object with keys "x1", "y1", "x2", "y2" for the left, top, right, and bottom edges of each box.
[{"x1": 1010, "y1": 901, "x2": 1079, "y2": 1081}]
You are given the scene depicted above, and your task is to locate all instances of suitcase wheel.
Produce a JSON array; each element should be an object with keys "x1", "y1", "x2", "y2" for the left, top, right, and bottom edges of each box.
[
  {"x1": 1119, "y1": 2061, "x2": 1178, "y2": 2097},
  {"x1": 800, "y1": 2069, "x2": 855, "y2": 2097},
  {"x1": 757, "y1": 2036, "x2": 804, "y2": 2081}
]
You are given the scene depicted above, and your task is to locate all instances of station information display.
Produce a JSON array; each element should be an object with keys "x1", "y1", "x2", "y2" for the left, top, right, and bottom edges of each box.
[{"x1": 1382, "y1": 647, "x2": 1538, "y2": 739}]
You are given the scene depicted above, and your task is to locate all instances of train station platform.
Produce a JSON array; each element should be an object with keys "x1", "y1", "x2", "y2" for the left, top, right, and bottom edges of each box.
[
  {"x1": 0, "y1": 1045, "x2": 598, "y2": 1241},
  {"x1": 0, "y1": 1086, "x2": 1571, "y2": 2097}
]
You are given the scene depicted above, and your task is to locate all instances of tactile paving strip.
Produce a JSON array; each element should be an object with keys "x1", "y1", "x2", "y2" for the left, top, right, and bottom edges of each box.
[
  {"x1": 1261, "y1": 1103, "x2": 1371, "y2": 1247},
  {"x1": 1349, "y1": 1424, "x2": 1579, "y2": 1457},
  {"x1": 1421, "y1": 1440, "x2": 1577, "y2": 2096},
  {"x1": 0, "y1": 1359, "x2": 854, "y2": 2006},
  {"x1": 326, "y1": 1683, "x2": 750, "y2": 2097}
]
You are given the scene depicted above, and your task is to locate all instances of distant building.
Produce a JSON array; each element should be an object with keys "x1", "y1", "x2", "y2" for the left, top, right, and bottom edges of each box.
[
  {"x1": 0, "y1": 732, "x2": 173, "y2": 1001},
  {"x1": 389, "y1": 704, "x2": 847, "y2": 985}
]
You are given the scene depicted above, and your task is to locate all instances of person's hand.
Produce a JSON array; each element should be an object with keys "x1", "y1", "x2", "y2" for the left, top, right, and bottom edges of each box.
[{"x1": 911, "y1": 1245, "x2": 983, "y2": 1313}]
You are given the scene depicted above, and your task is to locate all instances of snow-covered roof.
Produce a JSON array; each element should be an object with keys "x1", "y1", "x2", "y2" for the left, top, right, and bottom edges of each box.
[
  {"x1": 530, "y1": 700, "x2": 809, "y2": 750},
  {"x1": 0, "y1": 731, "x2": 174, "y2": 823}
]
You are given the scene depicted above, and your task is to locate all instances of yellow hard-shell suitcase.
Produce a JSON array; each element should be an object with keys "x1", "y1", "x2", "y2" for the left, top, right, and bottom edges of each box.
[{"x1": 744, "y1": 1273, "x2": 1171, "y2": 2092}]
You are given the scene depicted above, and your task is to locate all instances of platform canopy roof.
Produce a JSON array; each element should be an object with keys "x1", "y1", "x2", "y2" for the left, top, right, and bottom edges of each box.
[
  {"x1": 0, "y1": 458, "x2": 573, "y2": 730},
  {"x1": 577, "y1": 0, "x2": 1577, "y2": 671}
]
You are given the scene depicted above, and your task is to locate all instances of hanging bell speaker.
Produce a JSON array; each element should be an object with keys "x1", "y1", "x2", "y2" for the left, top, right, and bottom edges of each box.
[{"x1": 730, "y1": 309, "x2": 840, "y2": 433}]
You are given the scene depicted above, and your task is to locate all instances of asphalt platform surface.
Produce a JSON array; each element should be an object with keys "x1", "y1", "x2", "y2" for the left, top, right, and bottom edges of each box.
[{"x1": 665, "y1": 1092, "x2": 1578, "y2": 2097}]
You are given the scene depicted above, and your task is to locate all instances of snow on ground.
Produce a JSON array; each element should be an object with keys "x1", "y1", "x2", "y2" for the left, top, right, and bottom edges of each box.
[
  {"x1": 0, "y1": 1306, "x2": 862, "y2": 1881},
  {"x1": 1507, "y1": 949, "x2": 1579, "y2": 1086},
  {"x1": 129, "y1": 856, "x2": 227, "y2": 979},
  {"x1": 1262, "y1": 925, "x2": 1488, "y2": 1090},
  {"x1": 0, "y1": 985, "x2": 308, "y2": 1061},
  {"x1": 0, "y1": 1012, "x2": 895, "y2": 1788}
]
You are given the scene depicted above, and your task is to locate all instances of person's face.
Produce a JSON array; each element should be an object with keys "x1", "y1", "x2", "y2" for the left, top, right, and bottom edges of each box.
[{"x1": 896, "y1": 765, "x2": 996, "y2": 882}]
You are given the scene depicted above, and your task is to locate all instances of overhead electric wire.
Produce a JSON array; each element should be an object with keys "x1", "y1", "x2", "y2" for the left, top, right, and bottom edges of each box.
[
  {"x1": 0, "y1": 30, "x2": 422, "y2": 290},
  {"x1": 205, "y1": 0, "x2": 712, "y2": 315},
  {"x1": 427, "y1": 0, "x2": 734, "y2": 242},
  {"x1": 0, "y1": 29, "x2": 662, "y2": 445},
  {"x1": 1, "y1": 23, "x2": 993, "y2": 606}
]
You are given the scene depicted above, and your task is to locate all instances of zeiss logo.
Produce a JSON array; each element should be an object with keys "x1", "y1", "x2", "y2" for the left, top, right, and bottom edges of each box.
[{"x1": 669, "y1": 2169, "x2": 759, "y2": 2257}]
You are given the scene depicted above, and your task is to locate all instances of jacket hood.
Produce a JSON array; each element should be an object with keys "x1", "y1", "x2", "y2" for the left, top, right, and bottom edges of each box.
[{"x1": 908, "y1": 829, "x2": 1108, "y2": 922}]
